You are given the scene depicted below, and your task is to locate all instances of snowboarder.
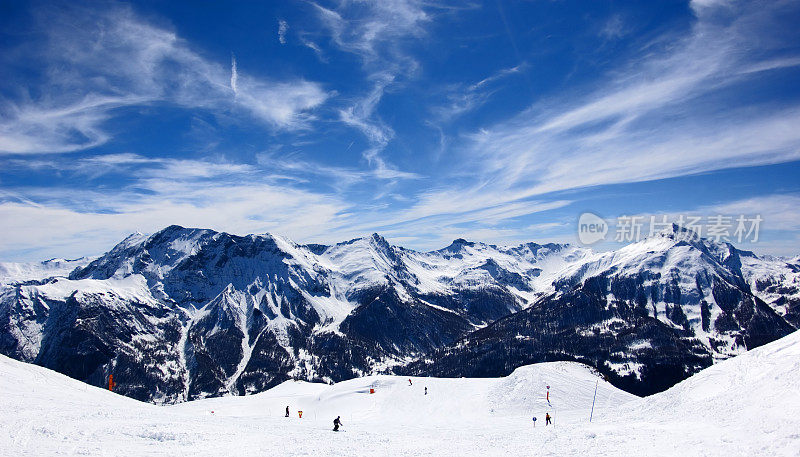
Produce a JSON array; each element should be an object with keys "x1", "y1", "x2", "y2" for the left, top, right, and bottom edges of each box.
[
  {"x1": 424, "y1": 387, "x2": 427, "y2": 395},
  {"x1": 333, "y1": 416, "x2": 343, "y2": 431},
  {"x1": 285, "y1": 406, "x2": 290, "y2": 417},
  {"x1": 408, "y1": 379, "x2": 413, "y2": 386},
  {"x1": 545, "y1": 412, "x2": 552, "y2": 426}
]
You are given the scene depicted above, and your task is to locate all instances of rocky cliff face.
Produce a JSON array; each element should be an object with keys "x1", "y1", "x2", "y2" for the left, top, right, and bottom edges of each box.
[
  {"x1": 401, "y1": 226, "x2": 795, "y2": 395},
  {"x1": 0, "y1": 224, "x2": 795, "y2": 401}
]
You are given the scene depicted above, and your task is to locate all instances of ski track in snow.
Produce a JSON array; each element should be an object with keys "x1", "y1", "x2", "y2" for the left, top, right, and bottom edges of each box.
[{"x1": 2, "y1": 330, "x2": 799, "y2": 456}]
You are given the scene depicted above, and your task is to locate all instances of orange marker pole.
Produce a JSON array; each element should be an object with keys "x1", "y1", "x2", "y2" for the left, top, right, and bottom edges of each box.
[{"x1": 108, "y1": 374, "x2": 115, "y2": 391}]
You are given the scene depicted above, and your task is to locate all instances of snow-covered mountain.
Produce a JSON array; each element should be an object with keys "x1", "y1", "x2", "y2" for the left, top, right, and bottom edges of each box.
[
  {"x1": 0, "y1": 257, "x2": 93, "y2": 286},
  {"x1": 403, "y1": 225, "x2": 796, "y2": 395},
  {"x1": 739, "y1": 252, "x2": 800, "y2": 327},
  {"x1": 0, "y1": 224, "x2": 795, "y2": 402},
  {"x1": 1, "y1": 327, "x2": 798, "y2": 456}
]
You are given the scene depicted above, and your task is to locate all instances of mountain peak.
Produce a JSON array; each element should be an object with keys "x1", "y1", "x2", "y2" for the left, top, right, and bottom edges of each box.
[
  {"x1": 116, "y1": 231, "x2": 148, "y2": 250},
  {"x1": 433, "y1": 238, "x2": 481, "y2": 255},
  {"x1": 449, "y1": 238, "x2": 475, "y2": 248},
  {"x1": 150, "y1": 224, "x2": 212, "y2": 240},
  {"x1": 651, "y1": 223, "x2": 724, "y2": 252},
  {"x1": 657, "y1": 223, "x2": 699, "y2": 239}
]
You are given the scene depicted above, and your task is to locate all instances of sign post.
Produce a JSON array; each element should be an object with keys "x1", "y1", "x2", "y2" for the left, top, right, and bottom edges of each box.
[{"x1": 590, "y1": 380, "x2": 598, "y2": 422}]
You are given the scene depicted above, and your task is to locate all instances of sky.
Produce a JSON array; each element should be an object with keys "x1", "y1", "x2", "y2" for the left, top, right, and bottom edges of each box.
[{"x1": 1, "y1": 0, "x2": 800, "y2": 262}]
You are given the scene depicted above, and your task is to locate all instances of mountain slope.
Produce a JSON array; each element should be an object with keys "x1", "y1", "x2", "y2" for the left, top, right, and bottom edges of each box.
[
  {"x1": 0, "y1": 257, "x2": 93, "y2": 286},
  {"x1": 1, "y1": 226, "x2": 583, "y2": 401},
  {"x1": 402, "y1": 225, "x2": 795, "y2": 395},
  {"x1": 740, "y1": 252, "x2": 800, "y2": 327},
  {"x1": 1, "y1": 330, "x2": 798, "y2": 456},
  {"x1": 0, "y1": 224, "x2": 796, "y2": 401}
]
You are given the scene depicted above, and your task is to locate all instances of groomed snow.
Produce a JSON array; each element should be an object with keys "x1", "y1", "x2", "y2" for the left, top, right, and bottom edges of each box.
[{"x1": 2, "y1": 331, "x2": 799, "y2": 456}]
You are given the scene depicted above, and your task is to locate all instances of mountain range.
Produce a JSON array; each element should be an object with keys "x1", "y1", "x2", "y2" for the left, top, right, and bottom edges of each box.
[{"x1": 1, "y1": 224, "x2": 797, "y2": 402}]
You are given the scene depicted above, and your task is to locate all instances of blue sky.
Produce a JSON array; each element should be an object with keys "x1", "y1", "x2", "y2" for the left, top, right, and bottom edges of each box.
[{"x1": 1, "y1": 0, "x2": 800, "y2": 261}]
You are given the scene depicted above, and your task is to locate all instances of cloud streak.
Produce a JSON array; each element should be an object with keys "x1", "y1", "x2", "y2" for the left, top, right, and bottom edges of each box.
[
  {"x1": 278, "y1": 20, "x2": 289, "y2": 44},
  {"x1": 0, "y1": 156, "x2": 358, "y2": 260},
  {"x1": 0, "y1": 5, "x2": 329, "y2": 154},
  {"x1": 401, "y1": 0, "x2": 800, "y2": 229},
  {"x1": 311, "y1": 0, "x2": 429, "y2": 176},
  {"x1": 433, "y1": 63, "x2": 526, "y2": 122},
  {"x1": 230, "y1": 54, "x2": 238, "y2": 94},
  {"x1": 2, "y1": 0, "x2": 799, "y2": 261}
]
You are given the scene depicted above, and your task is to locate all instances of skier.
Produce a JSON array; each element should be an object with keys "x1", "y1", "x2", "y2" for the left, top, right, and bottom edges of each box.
[
  {"x1": 333, "y1": 416, "x2": 343, "y2": 432},
  {"x1": 408, "y1": 379, "x2": 413, "y2": 386},
  {"x1": 545, "y1": 412, "x2": 552, "y2": 426},
  {"x1": 285, "y1": 406, "x2": 290, "y2": 417},
  {"x1": 424, "y1": 387, "x2": 427, "y2": 395}
]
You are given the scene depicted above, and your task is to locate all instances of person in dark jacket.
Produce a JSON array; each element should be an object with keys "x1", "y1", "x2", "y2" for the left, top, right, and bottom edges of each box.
[
  {"x1": 285, "y1": 406, "x2": 290, "y2": 417},
  {"x1": 333, "y1": 416, "x2": 343, "y2": 431},
  {"x1": 545, "y1": 413, "x2": 552, "y2": 425}
]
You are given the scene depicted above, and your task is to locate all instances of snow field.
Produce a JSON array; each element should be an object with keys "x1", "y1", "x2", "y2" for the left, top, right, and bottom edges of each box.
[{"x1": 1, "y1": 330, "x2": 799, "y2": 456}]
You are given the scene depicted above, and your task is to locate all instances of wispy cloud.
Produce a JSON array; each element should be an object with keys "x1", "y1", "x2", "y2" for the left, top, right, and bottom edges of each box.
[
  {"x1": 278, "y1": 19, "x2": 289, "y2": 44},
  {"x1": 300, "y1": 37, "x2": 325, "y2": 61},
  {"x1": 704, "y1": 194, "x2": 800, "y2": 232},
  {"x1": 740, "y1": 56, "x2": 800, "y2": 75},
  {"x1": 593, "y1": 194, "x2": 800, "y2": 256},
  {"x1": 311, "y1": 0, "x2": 429, "y2": 176},
  {"x1": 230, "y1": 54, "x2": 238, "y2": 95},
  {"x1": 0, "y1": 94, "x2": 142, "y2": 154},
  {"x1": 0, "y1": 5, "x2": 328, "y2": 154},
  {"x1": 0, "y1": 156, "x2": 359, "y2": 260},
  {"x1": 311, "y1": 1, "x2": 428, "y2": 60},
  {"x1": 371, "y1": 199, "x2": 573, "y2": 251},
  {"x1": 256, "y1": 150, "x2": 419, "y2": 189},
  {"x1": 598, "y1": 14, "x2": 628, "y2": 40},
  {"x1": 2, "y1": 0, "x2": 799, "y2": 261},
  {"x1": 401, "y1": 0, "x2": 800, "y2": 229},
  {"x1": 433, "y1": 63, "x2": 526, "y2": 121},
  {"x1": 339, "y1": 72, "x2": 395, "y2": 147}
]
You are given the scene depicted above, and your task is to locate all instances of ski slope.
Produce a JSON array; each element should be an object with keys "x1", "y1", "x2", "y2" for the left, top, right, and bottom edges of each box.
[{"x1": 2, "y1": 331, "x2": 799, "y2": 456}]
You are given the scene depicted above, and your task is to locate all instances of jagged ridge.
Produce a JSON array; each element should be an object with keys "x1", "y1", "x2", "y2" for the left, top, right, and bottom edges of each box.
[{"x1": 0, "y1": 224, "x2": 796, "y2": 402}]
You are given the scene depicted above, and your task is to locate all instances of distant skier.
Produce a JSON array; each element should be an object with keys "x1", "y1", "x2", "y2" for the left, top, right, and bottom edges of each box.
[
  {"x1": 424, "y1": 387, "x2": 427, "y2": 395},
  {"x1": 545, "y1": 413, "x2": 552, "y2": 426},
  {"x1": 285, "y1": 406, "x2": 290, "y2": 417},
  {"x1": 333, "y1": 416, "x2": 343, "y2": 432},
  {"x1": 408, "y1": 379, "x2": 413, "y2": 386}
]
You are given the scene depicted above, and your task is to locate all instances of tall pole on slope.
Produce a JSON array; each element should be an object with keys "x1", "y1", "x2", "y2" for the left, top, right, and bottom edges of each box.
[{"x1": 589, "y1": 379, "x2": 598, "y2": 422}]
